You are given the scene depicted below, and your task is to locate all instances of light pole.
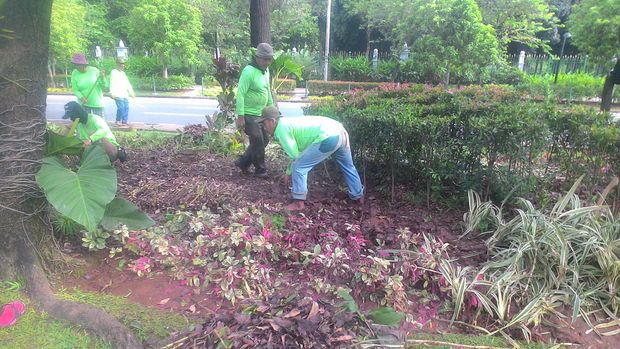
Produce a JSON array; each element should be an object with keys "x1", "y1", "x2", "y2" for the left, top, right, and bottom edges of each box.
[
  {"x1": 323, "y1": 0, "x2": 332, "y2": 81},
  {"x1": 554, "y1": 32, "x2": 571, "y2": 84}
]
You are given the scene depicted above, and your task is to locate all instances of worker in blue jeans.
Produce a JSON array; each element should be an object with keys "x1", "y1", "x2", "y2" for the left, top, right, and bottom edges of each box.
[{"x1": 257, "y1": 106, "x2": 364, "y2": 211}]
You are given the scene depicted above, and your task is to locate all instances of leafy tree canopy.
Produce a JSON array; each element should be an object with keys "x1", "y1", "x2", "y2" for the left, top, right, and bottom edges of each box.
[
  {"x1": 50, "y1": 0, "x2": 87, "y2": 65},
  {"x1": 271, "y1": 0, "x2": 319, "y2": 50},
  {"x1": 373, "y1": 0, "x2": 499, "y2": 83},
  {"x1": 127, "y1": 0, "x2": 202, "y2": 68},
  {"x1": 568, "y1": 0, "x2": 620, "y2": 60},
  {"x1": 476, "y1": 0, "x2": 558, "y2": 53}
]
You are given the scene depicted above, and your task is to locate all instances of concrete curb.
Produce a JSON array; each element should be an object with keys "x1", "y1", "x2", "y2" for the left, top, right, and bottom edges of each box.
[{"x1": 47, "y1": 92, "x2": 311, "y2": 104}]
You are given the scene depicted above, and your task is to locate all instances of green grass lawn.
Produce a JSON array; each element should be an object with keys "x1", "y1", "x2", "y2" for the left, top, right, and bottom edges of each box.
[{"x1": 0, "y1": 280, "x2": 186, "y2": 349}]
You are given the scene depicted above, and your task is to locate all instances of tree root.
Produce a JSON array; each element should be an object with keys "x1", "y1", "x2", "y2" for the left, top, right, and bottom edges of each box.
[{"x1": 16, "y1": 234, "x2": 143, "y2": 349}]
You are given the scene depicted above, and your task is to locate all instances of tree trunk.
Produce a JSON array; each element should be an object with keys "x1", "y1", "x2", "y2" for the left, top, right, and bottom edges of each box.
[
  {"x1": 601, "y1": 59, "x2": 620, "y2": 112},
  {"x1": 47, "y1": 61, "x2": 56, "y2": 88},
  {"x1": 444, "y1": 64, "x2": 451, "y2": 90},
  {"x1": 0, "y1": 2, "x2": 141, "y2": 348},
  {"x1": 365, "y1": 26, "x2": 371, "y2": 57},
  {"x1": 250, "y1": 0, "x2": 271, "y2": 46}
]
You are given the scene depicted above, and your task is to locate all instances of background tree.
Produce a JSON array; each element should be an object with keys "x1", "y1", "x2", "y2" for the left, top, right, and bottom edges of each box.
[
  {"x1": 250, "y1": 0, "x2": 271, "y2": 46},
  {"x1": 376, "y1": 0, "x2": 499, "y2": 86},
  {"x1": 271, "y1": 0, "x2": 319, "y2": 50},
  {"x1": 340, "y1": 0, "x2": 391, "y2": 55},
  {"x1": 82, "y1": 0, "x2": 115, "y2": 51},
  {"x1": 49, "y1": 0, "x2": 87, "y2": 85},
  {"x1": 194, "y1": 0, "x2": 250, "y2": 55},
  {"x1": 127, "y1": 0, "x2": 202, "y2": 78},
  {"x1": 476, "y1": 0, "x2": 558, "y2": 53},
  {"x1": 567, "y1": 0, "x2": 620, "y2": 60},
  {"x1": 0, "y1": 1, "x2": 141, "y2": 347}
]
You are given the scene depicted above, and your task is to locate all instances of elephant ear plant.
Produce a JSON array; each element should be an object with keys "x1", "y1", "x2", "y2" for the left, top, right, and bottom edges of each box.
[{"x1": 36, "y1": 128, "x2": 154, "y2": 250}]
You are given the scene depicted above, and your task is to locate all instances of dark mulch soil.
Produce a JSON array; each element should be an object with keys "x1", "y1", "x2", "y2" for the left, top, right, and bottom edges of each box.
[{"x1": 115, "y1": 145, "x2": 486, "y2": 264}]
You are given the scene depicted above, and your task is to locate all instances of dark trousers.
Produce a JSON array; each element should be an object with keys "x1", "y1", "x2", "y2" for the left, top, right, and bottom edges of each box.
[{"x1": 238, "y1": 115, "x2": 269, "y2": 173}]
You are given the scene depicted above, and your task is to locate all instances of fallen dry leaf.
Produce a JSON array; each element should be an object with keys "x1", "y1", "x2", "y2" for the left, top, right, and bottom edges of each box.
[
  {"x1": 333, "y1": 335, "x2": 354, "y2": 342},
  {"x1": 307, "y1": 301, "x2": 320, "y2": 319},
  {"x1": 158, "y1": 298, "x2": 170, "y2": 305},
  {"x1": 189, "y1": 304, "x2": 196, "y2": 313},
  {"x1": 283, "y1": 308, "x2": 301, "y2": 319}
]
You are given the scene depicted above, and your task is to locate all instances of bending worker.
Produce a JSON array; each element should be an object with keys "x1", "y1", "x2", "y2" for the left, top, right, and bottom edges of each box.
[
  {"x1": 258, "y1": 106, "x2": 365, "y2": 211},
  {"x1": 62, "y1": 101, "x2": 124, "y2": 162}
]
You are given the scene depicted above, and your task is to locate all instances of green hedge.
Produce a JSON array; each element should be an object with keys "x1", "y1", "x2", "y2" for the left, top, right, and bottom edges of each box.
[
  {"x1": 273, "y1": 78, "x2": 296, "y2": 92},
  {"x1": 132, "y1": 75, "x2": 195, "y2": 91},
  {"x1": 307, "y1": 80, "x2": 383, "y2": 96},
  {"x1": 305, "y1": 84, "x2": 619, "y2": 203},
  {"x1": 517, "y1": 73, "x2": 619, "y2": 100}
]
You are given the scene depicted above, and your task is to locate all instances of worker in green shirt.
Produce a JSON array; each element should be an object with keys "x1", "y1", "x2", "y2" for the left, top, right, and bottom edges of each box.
[
  {"x1": 70, "y1": 53, "x2": 107, "y2": 117},
  {"x1": 258, "y1": 106, "x2": 365, "y2": 211},
  {"x1": 234, "y1": 43, "x2": 274, "y2": 178},
  {"x1": 62, "y1": 101, "x2": 126, "y2": 163}
]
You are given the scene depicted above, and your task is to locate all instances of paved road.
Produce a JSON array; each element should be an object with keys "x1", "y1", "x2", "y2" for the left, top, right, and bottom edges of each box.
[{"x1": 46, "y1": 95, "x2": 308, "y2": 126}]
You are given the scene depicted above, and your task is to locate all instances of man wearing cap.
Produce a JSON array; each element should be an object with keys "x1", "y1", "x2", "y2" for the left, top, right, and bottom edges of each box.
[
  {"x1": 234, "y1": 42, "x2": 275, "y2": 178},
  {"x1": 258, "y1": 106, "x2": 365, "y2": 211},
  {"x1": 63, "y1": 101, "x2": 124, "y2": 162},
  {"x1": 109, "y1": 57, "x2": 136, "y2": 125},
  {"x1": 70, "y1": 53, "x2": 107, "y2": 117}
]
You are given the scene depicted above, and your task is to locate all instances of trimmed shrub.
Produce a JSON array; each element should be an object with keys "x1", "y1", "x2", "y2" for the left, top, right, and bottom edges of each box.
[
  {"x1": 133, "y1": 75, "x2": 194, "y2": 91},
  {"x1": 307, "y1": 80, "x2": 383, "y2": 96},
  {"x1": 330, "y1": 56, "x2": 373, "y2": 81},
  {"x1": 517, "y1": 73, "x2": 620, "y2": 100},
  {"x1": 305, "y1": 83, "x2": 618, "y2": 203},
  {"x1": 273, "y1": 78, "x2": 296, "y2": 92}
]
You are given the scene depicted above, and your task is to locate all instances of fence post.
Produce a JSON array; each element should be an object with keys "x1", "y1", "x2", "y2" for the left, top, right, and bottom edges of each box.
[
  {"x1": 372, "y1": 48, "x2": 378, "y2": 70},
  {"x1": 518, "y1": 51, "x2": 526, "y2": 71},
  {"x1": 152, "y1": 76, "x2": 157, "y2": 95}
]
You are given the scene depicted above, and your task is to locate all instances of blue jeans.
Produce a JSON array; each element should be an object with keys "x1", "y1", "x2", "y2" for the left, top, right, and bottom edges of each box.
[
  {"x1": 291, "y1": 130, "x2": 364, "y2": 201},
  {"x1": 115, "y1": 98, "x2": 129, "y2": 123}
]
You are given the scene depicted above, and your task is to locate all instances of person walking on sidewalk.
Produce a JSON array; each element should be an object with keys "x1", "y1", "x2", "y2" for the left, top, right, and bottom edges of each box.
[
  {"x1": 70, "y1": 53, "x2": 107, "y2": 117},
  {"x1": 258, "y1": 106, "x2": 365, "y2": 211},
  {"x1": 234, "y1": 42, "x2": 274, "y2": 178},
  {"x1": 109, "y1": 57, "x2": 135, "y2": 125}
]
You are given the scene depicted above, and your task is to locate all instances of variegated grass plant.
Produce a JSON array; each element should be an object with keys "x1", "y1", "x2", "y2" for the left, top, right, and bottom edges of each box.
[{"x1": 442, "y1": 176, "x2": 620, "y2": 342}]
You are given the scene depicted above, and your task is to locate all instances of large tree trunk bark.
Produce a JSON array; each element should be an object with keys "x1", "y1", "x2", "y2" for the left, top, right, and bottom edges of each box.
[
  {"x1": 601, "y1": 60, "x2": 620, "y2": 112},
  {"x1": 0, "y1": 2, "x2": 141, "y2": 348},
  {"x1": 250, "y1": 0, "x2": 271, "y2": 46}
]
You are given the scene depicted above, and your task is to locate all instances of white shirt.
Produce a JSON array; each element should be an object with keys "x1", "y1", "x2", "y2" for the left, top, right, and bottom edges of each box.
[{"x1": 109, "y1": 69, "x2": 135, "y2": 99}]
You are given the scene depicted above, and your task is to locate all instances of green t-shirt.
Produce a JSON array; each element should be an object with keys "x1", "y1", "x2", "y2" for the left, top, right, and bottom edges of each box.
[
  {"x1": 71, "y1": 67, "x2": 107, "y2": 108},
  {"x1": 274, "y1": 116, "x2": 344, "y2": 174},
  {"x1": 236, "y1": 64, "x2": 273, "y2": 116},
  {"x1": 76, "y1": 114, "x2": 119, "y2": 146}
]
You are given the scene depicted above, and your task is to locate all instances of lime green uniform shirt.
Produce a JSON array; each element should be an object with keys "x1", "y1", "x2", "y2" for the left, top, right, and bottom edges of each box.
[
  {"x1": 71, "y1": 66, "x2": 107, "y2": 108},
  {"x1": 76, "y1": 114, "x2": 119, "y2": 146},
  {"x1": 236, "y1": 64, "x2": 273, "y2": 116},
  {"x1": 274, "y1": 116, "x2": 344, "y2": 174}
]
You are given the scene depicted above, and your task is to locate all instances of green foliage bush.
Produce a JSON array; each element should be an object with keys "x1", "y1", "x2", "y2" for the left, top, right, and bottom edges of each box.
[
  {"x1": 517, "y1": 73, "x2": 620, "y2": 100},
  {"x1": 330, "y1": 56, "x2": 373, "y2": 81},
  {"x1": 305, "y1": 83, "x2": 618, "y2": 203},
  {"x1": 307, "y1": 80, "x2": 382, "y2": 96},
  {"x1": 132, "y1": 75, "x2": 194, "y2": 91},
  {"x1": 125, "y1": 56, "x2": 161, "y2": 77},
  {"x1": 273, "y1": 78, "x2": 296, "y2": 92}
]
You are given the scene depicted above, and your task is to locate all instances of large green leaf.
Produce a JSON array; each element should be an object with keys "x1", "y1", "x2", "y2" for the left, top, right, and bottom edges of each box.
[
  {"x1": 36, "y1": 145, "x2": 117, "y2": 232},
  {"x1": 369, "y1": 307, "x2": 405, "y2": 326},
  {"x1": 101, "y1": 198, "x2": 155, "y2": 231},
  {"x1": 46, "y1": 130, "x2": 83, "y2": 156}
]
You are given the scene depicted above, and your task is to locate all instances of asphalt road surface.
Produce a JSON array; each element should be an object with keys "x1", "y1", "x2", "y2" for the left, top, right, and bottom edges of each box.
[{"x1": 46, "y1": 94, "x2": 307, "y2": 126}]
